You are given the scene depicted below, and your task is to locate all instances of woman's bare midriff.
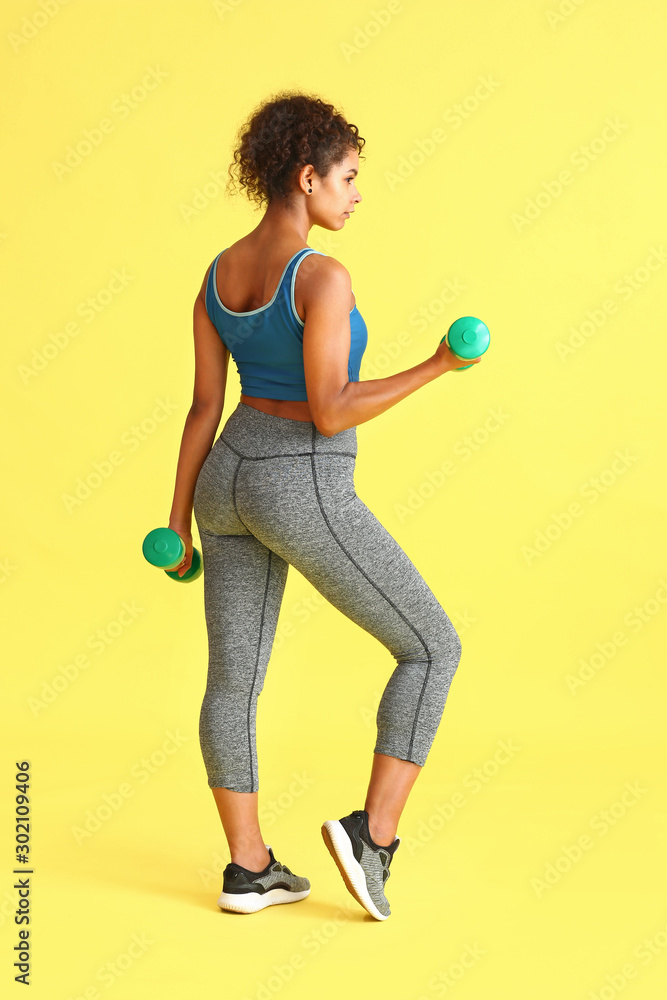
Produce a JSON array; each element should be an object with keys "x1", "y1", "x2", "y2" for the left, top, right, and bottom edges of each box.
[{"x1": 239, "y1": 394, "x2": 314, "y2": 422}]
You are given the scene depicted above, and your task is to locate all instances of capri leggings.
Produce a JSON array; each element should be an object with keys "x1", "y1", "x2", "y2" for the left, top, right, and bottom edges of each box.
[{"x1": 192, "y1": 401, "x2": 463, "y2": 793}]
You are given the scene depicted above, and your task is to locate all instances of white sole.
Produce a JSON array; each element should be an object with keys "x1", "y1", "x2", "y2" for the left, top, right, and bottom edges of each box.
[
  {"x1": 321, "y1": 819, "x2": 391, "y2": 920},
  {"x1": 217, "y1": 886, "x2": 310, "y2": 914}
]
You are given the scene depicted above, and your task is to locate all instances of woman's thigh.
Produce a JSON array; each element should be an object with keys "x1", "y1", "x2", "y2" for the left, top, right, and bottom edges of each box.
[
  {"x1": 235, "y1": 452, "x2": 460, "y2": 665},
  {"x1": 193, "y1": 436, "x2": 290, "y2": 692}
]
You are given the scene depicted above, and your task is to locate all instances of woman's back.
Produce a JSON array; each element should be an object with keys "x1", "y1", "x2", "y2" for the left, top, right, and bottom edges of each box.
[
  {"x1": 210, "y1": 234, "x2": 356, "y2": 320},
  {"x1": 202, "y1": 232, "x2": 366, "y2": 421}
]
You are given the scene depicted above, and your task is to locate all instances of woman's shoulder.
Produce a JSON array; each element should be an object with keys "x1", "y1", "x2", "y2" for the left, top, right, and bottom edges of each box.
[
  {"x1": 298, "y1": 251, "x2": 352, "y2": 312},
  {"x1": 300, "y1": 249, "x2": 350, "y2": 282}
]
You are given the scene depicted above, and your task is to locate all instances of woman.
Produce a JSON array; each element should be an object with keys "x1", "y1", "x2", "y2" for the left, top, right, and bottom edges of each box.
[{"x1": 167, "y1": 92, "x2": 480, "y2": 920}]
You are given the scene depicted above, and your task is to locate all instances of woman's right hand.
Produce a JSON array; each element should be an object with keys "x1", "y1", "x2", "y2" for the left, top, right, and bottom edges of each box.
[
  {"x1": 432, "y1": 338, "x2": 483, "y2": 373},
  {"x1": 168, "y1": 522, "x2": 194, "y2": 578}
]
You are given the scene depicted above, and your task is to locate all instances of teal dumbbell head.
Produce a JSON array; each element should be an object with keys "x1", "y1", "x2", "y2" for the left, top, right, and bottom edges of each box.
[
  {"x1": 142, "y1": 527, "x2": 203, "y2": 582},
  {"x1": 440, "y1": 316, "x2": 490, "y2": 370}
]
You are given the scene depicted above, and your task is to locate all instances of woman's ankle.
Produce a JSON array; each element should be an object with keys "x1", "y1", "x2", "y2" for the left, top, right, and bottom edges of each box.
[
  {"x1": 366, "y1": 813, "x2": 397, "y2": 847},
  {"x1": 230, "y1": 845, "x2": 271, "y2": 871}
]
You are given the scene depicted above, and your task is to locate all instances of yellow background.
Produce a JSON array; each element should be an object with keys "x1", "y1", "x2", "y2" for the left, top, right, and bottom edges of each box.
[{"x1": 2, "y1": 0, "x2": 666, "y2": 996}]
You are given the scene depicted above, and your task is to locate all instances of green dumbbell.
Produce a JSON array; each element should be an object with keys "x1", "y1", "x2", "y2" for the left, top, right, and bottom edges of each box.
[
  {"x1": 142, "y1": 527, "x2": 203, "y2": 582},
  {"x1": 440, "y1": 316, "x2": 490, "y2": 370}
]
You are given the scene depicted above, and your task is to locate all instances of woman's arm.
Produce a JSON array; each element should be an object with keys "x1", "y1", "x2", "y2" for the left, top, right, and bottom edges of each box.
[
  {"x1": 302, "y1": 258, "x2": 480, "y2": 437},
  {"x1": 168, "y1": 286, "x2": 230, "y2": 573}
]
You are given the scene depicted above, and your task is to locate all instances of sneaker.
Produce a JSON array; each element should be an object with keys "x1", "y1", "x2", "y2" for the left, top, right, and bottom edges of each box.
[
  {"x1": 321, "y1": 809, "x2": 400, "y2": 920},
  {"x1": 217, "y1": 844, "x2": 311, "y2": 914}
]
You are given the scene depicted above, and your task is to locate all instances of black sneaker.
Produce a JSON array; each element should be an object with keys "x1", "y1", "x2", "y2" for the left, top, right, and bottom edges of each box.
[
  {"x1": 321, "y1": 809, "x2": 400, "y2": 920},
  {"x1": 217, "y1": 844, "x2": 311, "y2": 914}
]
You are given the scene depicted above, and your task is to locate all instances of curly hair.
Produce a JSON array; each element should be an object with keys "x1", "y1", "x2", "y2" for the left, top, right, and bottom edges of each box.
[{"x1": 227, "y1": 90, "x2": 366, "y2": 209}]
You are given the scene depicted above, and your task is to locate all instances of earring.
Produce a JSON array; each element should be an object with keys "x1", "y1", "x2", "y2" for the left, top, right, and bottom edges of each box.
[{"x1": 308, "y1": 186, "x2": 312, "y2": 193}]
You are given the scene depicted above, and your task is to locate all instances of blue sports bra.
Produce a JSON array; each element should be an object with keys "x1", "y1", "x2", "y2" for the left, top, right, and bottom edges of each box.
[{"x1": 204, "y1": 247, "x2": 368, "y2": 401}]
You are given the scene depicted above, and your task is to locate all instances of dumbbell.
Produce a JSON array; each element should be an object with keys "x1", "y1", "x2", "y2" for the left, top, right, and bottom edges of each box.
[
  {"x1": 142, "y1": 527, "x2": 203, "y2": 582},
  {"x1": 440, "y1": 316, "x2": 490, "y2": 370}
]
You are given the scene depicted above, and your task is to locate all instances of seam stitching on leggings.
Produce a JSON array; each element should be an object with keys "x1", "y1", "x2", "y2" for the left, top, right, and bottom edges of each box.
[
  {"x1": 231, "y1": 456, "x2": 251, "y2": 533},
  {"x1": 309, "y1": 449, "x2": 432, "y2": 761},
  {"x1": 221, "y1": 434, "x2": 354, "y2": 461},
  {"x1": 247, "y1": 549, "x2": 274, "y2": 793}
]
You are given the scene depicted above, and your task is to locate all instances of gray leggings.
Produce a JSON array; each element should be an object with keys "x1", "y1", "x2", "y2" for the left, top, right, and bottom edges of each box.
[{"x1": 192, "y1": 401, "x2": 462, "y2": 793}]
